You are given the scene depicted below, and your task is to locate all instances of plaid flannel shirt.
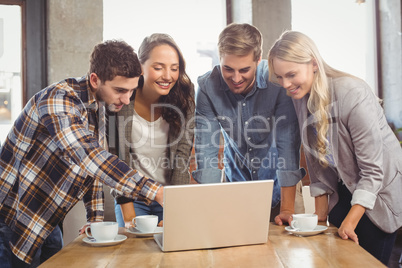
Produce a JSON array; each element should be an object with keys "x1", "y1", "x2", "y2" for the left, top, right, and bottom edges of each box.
[{"x1": 0, "y1": 76, "x2": 161, "y2": 264}]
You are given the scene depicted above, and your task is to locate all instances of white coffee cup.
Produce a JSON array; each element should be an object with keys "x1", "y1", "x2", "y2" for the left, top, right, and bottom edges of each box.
[
  {"x1": 85, "y1": 221, "x2": 118, "y2": 242},
  {"x1": 290, "y1": 213, "x2": 318, "y2": 231},
  {"x1": 132, "y1": 215, "x2": 158, "y2": 233}
]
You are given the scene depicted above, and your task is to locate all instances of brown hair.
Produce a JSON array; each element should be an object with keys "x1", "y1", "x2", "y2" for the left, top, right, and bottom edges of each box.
[
  {"x1": 218, "y1": 23, "x2": 263, "y2": 61},
  {"x1": 89, "y1": 39, "x2": 142, "y2": 82},
  {"x1": 137, "y1": 33, "x2": 194, "y2": 135}
]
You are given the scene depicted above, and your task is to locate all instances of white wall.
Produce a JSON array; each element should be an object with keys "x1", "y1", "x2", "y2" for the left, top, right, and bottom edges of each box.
[{"x1": 292, "y1": 0, "x2": 378, "y2": 94}]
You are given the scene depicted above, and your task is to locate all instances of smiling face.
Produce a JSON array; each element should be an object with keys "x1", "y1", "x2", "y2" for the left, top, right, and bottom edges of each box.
[
  {"x1": 272, "y1": 58, "x2": 317, "y2": 99},
  {"x1": 90, "y1": 73, "x2": 139, "y2": 112},
  {"x1": 220, "y1": 52, "x2": 260, "y2": 96},
  {"x1": 141, "y1": 44, "x2": 179, "y2": 97}
]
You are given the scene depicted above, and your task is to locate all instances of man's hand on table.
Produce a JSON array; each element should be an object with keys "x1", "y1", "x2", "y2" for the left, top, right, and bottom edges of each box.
[
  {"x1": 78, "y1": 221, "x2": 104, "y2": 235},
  {"x1": 79, "y1": 223, "x2": 91, "y2": 235},
  {"x1": 274, "y1": 210, "x2": 293, "y2": 226}
]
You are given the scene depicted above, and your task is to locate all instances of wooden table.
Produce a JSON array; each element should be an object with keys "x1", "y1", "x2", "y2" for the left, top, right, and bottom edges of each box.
[{"x1": 39, "y1": 223, "x2": 385, "y2": 267}]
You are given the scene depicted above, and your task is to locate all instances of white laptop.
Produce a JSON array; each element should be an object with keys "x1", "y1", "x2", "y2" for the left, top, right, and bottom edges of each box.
[{"x1": 154, "y1": 180, "x2": 274, "y2": 252}]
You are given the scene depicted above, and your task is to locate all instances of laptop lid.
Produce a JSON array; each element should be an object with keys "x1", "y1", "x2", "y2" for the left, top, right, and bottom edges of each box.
[{"x1": 154, "y1": 180, "x2": 273, "y2": 252}]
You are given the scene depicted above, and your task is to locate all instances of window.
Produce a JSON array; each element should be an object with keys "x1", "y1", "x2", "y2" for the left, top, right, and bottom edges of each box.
[
  {"x1": 0, "y1": 4, "x2": 22, "y2": 143},
  {"x1": 291, "y1": 0, "x2": 378, "y2": 94},
  {"x1": 103, "y1": 0, "x2": 226, "y2": 90}
]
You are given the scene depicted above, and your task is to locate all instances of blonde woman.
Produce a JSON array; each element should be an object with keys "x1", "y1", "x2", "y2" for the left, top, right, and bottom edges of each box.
[{"x1": 268, "y1": 30, "x2": 402, "y2": 265}]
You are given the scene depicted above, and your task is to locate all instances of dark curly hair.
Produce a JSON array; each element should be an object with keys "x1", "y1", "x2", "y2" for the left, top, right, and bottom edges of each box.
[
  {"x1": 136, "y1": 33, "x2": 194, "y2": 135},
  {"x1": 89, "y1": 39, "x2": 142, "y2": 82}
]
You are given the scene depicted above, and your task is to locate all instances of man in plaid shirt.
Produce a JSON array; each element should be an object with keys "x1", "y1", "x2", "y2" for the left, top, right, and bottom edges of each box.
[{"x1": 0, "y1": 40, "x2": 164, "y2": 267}]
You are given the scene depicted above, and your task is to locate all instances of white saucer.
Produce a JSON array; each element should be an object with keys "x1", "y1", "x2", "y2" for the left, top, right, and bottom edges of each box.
[
  {"x1": 285, "y1": 225, "x2": 328, "y2": 237},
  {"x1": 82, "y1": 234, "x2": 127, "y2": 247},
  {"x1": 126, "y1": 226, "x2": 163, "y2": 237}
]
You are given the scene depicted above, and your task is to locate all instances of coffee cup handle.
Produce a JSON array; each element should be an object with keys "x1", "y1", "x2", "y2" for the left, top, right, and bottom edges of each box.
[
  {"x1": 290, "y1": 220, "x2": 298, "y2": 230},
  {"x1": 132, "y1": 218, "x2": 136, "y2": 228},
  {"x1": 85, "y1": 225, "x2": 93, "y2": 238}
]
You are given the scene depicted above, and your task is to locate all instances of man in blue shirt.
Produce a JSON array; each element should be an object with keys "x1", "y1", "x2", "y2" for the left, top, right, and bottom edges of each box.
[{"x1": 192, "y1": 23, "x2": 305, "y2": 221}]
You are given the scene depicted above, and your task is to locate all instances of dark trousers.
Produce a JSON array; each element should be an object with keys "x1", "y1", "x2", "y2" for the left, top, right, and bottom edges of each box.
[
  {"x1": 328, "y1": 182, "x2": 397, "y2": 266},
  {"x1": 0, "y1": 218, "x2": 63, "y2": 268}
]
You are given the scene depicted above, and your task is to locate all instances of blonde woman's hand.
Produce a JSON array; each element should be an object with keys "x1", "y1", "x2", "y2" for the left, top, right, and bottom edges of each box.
[
  {"x1": 337, "y1": 204, "x2": 365, "y2": 244},
  {"x1": 315, "y1": 212, "x2": 328, "y2": 222},
  {"x1": 338, "y1": 221, "x2": 359, "y2": 244}
]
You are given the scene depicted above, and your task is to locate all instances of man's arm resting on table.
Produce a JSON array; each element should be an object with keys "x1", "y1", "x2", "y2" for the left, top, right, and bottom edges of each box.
[
  {"x1": 274, "y1": 168, "x2": 306, "y2": 225},
  {"x1": 275, "y1": 186, "x2": 296, "y2": 226}
]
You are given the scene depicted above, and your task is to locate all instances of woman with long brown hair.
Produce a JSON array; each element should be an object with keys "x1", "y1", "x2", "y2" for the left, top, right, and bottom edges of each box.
[{"x1": 110, "y1": 33, "x2": 194, "y2": 228}]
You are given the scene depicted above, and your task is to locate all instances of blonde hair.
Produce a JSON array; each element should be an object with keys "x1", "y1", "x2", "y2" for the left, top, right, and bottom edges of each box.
[
  {"x1": 218, "y1": 23, "x2": 262, "y2": 61},
  {"x1": 268, "y1": 31, "x2": 351, "y2": 167}
]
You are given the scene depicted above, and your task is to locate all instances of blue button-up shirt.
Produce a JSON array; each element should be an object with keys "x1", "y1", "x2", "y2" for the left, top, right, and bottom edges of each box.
[{"x1": 192, "y1": 60, "x2": 304, "y2": 207}]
